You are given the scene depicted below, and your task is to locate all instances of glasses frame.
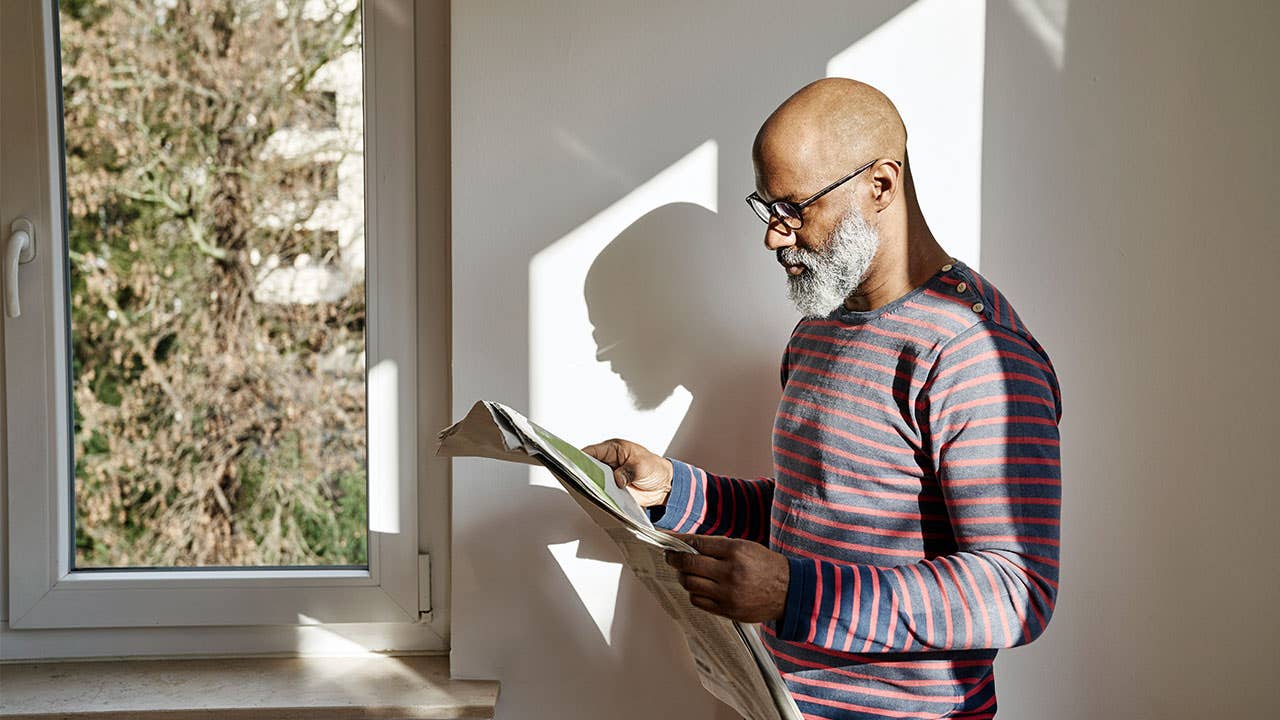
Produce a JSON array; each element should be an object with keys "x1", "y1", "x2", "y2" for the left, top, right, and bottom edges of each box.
[{"x1": 745, "y1": 158, "x2": 902, "y2": 229}]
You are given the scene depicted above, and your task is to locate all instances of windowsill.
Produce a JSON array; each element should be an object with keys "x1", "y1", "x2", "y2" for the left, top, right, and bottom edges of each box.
[{"x1": 0, "y1": 654, "x2": 500, "y2": 719}]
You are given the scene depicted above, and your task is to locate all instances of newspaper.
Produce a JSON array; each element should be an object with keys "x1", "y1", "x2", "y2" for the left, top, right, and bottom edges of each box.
[{"x1": 438, "y1": 401, "x2": 802, "y2": 720}]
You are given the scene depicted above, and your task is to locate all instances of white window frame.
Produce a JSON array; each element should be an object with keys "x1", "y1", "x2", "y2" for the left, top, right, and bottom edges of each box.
[{"x1": 2, "y1": 0, "x2": 421, "y2": 630}]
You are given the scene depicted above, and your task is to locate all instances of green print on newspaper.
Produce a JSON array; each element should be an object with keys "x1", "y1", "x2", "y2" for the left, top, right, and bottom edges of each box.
[{"x1": 532, "y1": 426, "x2": 621, "y2": 512}]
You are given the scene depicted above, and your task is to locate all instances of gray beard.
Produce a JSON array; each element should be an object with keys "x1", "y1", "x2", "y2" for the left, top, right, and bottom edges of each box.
[{"x1": 780, "y1": 208, "x2": 881, "y2": 317}]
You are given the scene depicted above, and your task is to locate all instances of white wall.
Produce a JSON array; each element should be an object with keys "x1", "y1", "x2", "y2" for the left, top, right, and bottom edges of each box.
[
  {"x1": 451, "y1": 1, "x2": 1280, "y2": 719},
  {"x1": 981, "y1": 1, "x2": 1280, "y2": 716}
]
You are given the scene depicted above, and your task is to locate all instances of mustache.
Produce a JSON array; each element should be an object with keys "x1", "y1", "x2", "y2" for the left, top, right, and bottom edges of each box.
[{"x1": 777, "y1": 246, "x2": 821, "y2": 267}]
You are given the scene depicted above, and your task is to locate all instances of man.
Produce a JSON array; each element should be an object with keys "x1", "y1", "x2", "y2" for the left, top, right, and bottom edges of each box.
[{"x1": 584, "y1": 78, "x2": 1061, "y2": 719}]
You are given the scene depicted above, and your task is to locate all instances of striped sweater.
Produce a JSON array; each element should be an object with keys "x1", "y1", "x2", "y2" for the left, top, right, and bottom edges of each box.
[{"x1": 653, "y1": 260, "x2": 1062, "y2": 719}]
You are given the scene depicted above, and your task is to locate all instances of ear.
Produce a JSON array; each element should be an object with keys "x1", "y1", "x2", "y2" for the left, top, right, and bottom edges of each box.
[{"x1": 869, "y1": 159, "x2": 902, "y2": 213}]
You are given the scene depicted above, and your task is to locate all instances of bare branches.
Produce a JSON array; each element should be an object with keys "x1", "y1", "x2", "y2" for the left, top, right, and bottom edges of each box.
[{"x1": 62, "y1": 0, "x2": 368, "y2": 568}]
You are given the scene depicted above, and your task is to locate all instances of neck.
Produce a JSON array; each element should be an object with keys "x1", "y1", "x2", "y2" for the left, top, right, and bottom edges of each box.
[{"x1": 843, "y1": 189, "x2": 951, "y2": 313}]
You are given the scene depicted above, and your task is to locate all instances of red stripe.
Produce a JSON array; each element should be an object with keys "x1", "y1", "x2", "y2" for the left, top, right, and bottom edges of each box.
[
  {"x1": 860, "y1": 568, "x2": 881, "y2": 652},
  {"x1": 824, "y1": 565, "x2": 843, "y2": 648},
  {"x1": 956, "y1": 556, "x2": 993, "y2": 648},
  {"x1": 943, "y1": 455, "x2": 1061, "y2": 468},
  {"x1": 1013, "y1": 550, "x2": 1060, "y2": 569},
  {"x1": 774, "y1": 449, "x2": 931, "y2": 501},
  {"x1": 776, "y1": 427, "x2": 922, "y2": 475},
  {"x1": 948, "y1": 495, "x2": 1060, "y2": 507},
  {"x1": 744, "y1": 479, "x2": 768, "y2": 542},
  {"x1": 939, "y1": 556, "x2": 975, "y2": 649},
  {"x1": 980, "y1": 551, "x2": 1055, "y2": 627},
  {"x1": 772, "y1": 520, "x2": 933, "y2": 560},
  {"x1": 857, "y1": 322, "x2": 946, "y2": 348},
  {"x1": 905, "y1": 297, "x2": 972, "y2": 326},
  {"x1": 784, "y1": 377, "x2": 899, "y2": 418},
  {"x1": 787, "y1": 345, "x2": 921, "y2": 385},
  {"x1": 783, "y1": 396, "x2": 918, "y2": 458},
  {"x1": 885, "y1": 585, "x2": 901, "y2": 653},
  {"x1": 807, "y1": 558, "x2": 824, "y2": 644},
  {"x1": 786, "y1": 676, "x2": 996, "y2": 719},
  {"x1": 974, "y1": 555, "x2": 1012, "y2": 646},
  {"x1": 708, "y1": 469, "x2": 727, "y2": 535},
  {"x1": 778, "y1": 497, "x2": 951, "y2": 541},
  {"x1": 933, "y1": 393, "x2": 1057, "y2": 419},
  {"x1": 935, "y1": 414, "x2": 1057, "y2": 434},
  {"x1": 888, "y1": 567, "x2": 915, "y2": 651},
  {"x1": 885, "y1": 309, "x2": 963, "y2": 336},
  {"x1": 803, "y1": 319, "x2": 944, "y2": 349},
  {"x1": 932, "y1": 370, "x2": 1055, "y2": 404},
  {"x1": 788, "y1": 674, "x2": 965, "y2": 705},
  {"x1": 954, "y1": 515, "x2": 1060, "y2": 526},
  {"x1": 947, "y1": 435, "x2": 1060, "y2": 448},
  {"x1": 763, "y1": 624, "x2": 997, "y2": 669},
  {"x1": 788, "y1": 360, "x2": 909, "y2": 401},
  {"x1": 921, "y1": 285, "x2": 981, "y2": 309},
  {"x1": 672, "y1": 467, "x2": 702, "y2": 532},
  {"x1": 790, "y1": 691, "x2": 961, "y2": 720},
  {"x1": 926, "y1": 560, "x2": 955, "y2": 649},
  {"x1": 791, "y1": 331, "x2": 927, "y2": 366},
  {"x1": 767, "y1": 645, "x2": 988, "y2": 686},
  {"x1": 777, "y1": 410, "x2": 925, "y2": 462},
  {"x1": 907, "y1": 564, "x2": 935, "y2": 647},
  {"x1": 991, "y1": 551, "x2": 1061, "y2": 592},
  {"x1": 843, "y1": 565, "x2": 860, "y2": 652},
  {"x1": 773, "y1": 478, "x2": 949, "y2": 523},
  {"x1": 934, "y1": 346, "x2": 1054, "y2": 381}
]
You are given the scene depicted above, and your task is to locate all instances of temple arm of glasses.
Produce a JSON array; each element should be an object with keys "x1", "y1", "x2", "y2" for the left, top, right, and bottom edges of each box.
[{"x1": 796, "y1": 158, "x2": 901, "y2": 210}]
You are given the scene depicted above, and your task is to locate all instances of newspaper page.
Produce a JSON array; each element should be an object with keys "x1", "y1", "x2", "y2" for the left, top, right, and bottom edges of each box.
[{"x1": 438, "y1": 401, "x2": 801, "y2": 720}]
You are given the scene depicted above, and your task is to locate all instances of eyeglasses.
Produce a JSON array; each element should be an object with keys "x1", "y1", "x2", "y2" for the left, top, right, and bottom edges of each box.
[{"x1": 745, "y1": 158, "x2": 901, "y2": 230}]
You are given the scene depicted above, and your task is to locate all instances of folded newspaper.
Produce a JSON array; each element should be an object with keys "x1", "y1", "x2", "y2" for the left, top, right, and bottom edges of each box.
[{"x1": 438, "y1": 401, "x2": 801, "y2": 720}]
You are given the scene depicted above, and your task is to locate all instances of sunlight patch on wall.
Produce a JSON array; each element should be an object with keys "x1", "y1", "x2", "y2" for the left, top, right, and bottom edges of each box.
[
  {"x1": 546, "y1": 540, "x2": 626, "y2": 640},
  {"x1": 528, "y1": 140, "x2": 718, "y2": 642},
  {"x1": 827, "y1": 0, "x2": 986, "y2": 270},
  {"x1": 1008, "y1": 0, "x2": 1068, "y2": 69},
  {"x1": 528, "y1": 140, "x2": 717, "y2": 484}
]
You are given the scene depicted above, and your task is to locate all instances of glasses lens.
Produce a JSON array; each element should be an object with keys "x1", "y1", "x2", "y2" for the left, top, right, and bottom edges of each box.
[
  {"x1": 775, "y1": 202, "x2": 803, "y2": 229},
  {"x1": 747, "y1": 195, "x2": 772, "y2": 223}
]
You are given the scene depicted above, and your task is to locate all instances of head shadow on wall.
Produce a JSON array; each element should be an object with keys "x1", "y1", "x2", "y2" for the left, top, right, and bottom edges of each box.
[{"x1": 584, "y1": 201, "x2": 795, "y2": 477}]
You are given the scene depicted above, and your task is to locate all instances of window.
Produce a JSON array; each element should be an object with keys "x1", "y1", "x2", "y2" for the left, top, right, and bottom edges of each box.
[{"x1": 2, "y1": 0, "x2": 424, "y2": 631}]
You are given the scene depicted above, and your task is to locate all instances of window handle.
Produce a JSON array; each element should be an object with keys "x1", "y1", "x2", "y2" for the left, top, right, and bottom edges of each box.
[{"x1": 5, "y1": 218, "x2": 36, "y2": 318}]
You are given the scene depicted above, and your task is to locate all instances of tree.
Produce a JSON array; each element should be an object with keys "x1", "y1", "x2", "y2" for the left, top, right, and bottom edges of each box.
[{"x1": 61, "y1": 0, "x2": 368, "y2": 566}]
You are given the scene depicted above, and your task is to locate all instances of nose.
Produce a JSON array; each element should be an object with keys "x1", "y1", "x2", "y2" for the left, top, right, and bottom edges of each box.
[{"x1": 763, "y1": 222, "x2": 797, "y2": 251}]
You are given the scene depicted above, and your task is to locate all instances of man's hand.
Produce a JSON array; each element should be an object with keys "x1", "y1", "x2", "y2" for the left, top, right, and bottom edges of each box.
[
  {"x1": 582, "y1": 438, "x2": 673, "y2": 508},
  {"x1": 665, "y1": 533, "x2": 790, "y2": 623}
]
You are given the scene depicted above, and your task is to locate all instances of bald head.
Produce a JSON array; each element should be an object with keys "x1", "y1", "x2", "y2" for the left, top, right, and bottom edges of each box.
[
  {"x1": 754, "y1": 78, "x2": 906, "y2": 182},
  {"x1": 751, "y1": 79, "x2": 950, "y2": 314}
]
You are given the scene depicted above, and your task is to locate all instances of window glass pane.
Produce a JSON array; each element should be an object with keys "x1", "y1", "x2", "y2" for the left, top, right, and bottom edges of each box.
[{"x1": 59, "y1": 0, "x2": 367, "y2": 568}]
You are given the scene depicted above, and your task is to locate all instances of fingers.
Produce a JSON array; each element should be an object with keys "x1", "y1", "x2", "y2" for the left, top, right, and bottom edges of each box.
[
  {"x1": 664, "y1": 548, "x2": 729, "y2": 581},
  {"x1": 688, "y1": 593, "x2": 721, "y2": 613},
  {"x1": 581, "y1": 439, "x2": 627, "y2": 467},
  {"x1": 583, "y1": 439, "x2": 670, "y2": 491},
  {"x1": 678, "y1": 571, "x2": 720, "y2": 598},
  {"x1": 669, "y1": 532, "x2": 736, "y2": 558}
]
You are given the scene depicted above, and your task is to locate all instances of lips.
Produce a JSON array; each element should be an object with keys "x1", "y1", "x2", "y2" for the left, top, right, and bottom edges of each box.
[
  {"x1": 778, "y1": 248, "x2": 804, "y2": 272},
  {"x1": 780, "y1": 260, "x2": 807, "y2": 276}
]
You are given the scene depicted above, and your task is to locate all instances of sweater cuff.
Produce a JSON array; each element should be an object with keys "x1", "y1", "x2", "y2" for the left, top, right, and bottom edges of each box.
[
  {"x1": 650, "y1": 458, "x2": 697, "y2": 531},
  {"x1": 776, "y1": 555, "x2": 818, "y2": 642}
]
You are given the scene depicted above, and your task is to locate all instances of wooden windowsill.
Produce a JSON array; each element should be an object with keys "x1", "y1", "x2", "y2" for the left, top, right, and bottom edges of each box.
[{"x1": 0, "y1": 654, "x2": 500, "y2": 719}]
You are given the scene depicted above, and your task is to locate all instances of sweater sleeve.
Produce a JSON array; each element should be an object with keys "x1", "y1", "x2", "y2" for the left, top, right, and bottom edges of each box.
[
  {"x1": 772, "y1": 322, "x2": 1062, "y2": 652},
  {"x1": 650, "y1": 459, "x2": 775, "y2": 545}
]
